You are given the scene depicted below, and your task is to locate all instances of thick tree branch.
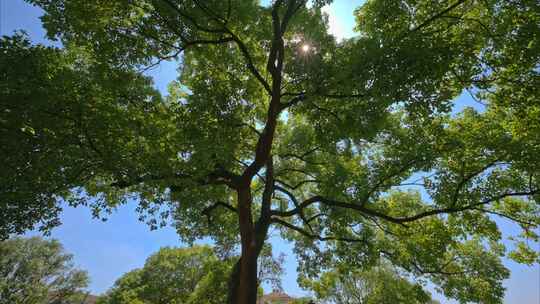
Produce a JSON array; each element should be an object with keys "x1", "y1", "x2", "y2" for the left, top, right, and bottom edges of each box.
[
  {"x1": 271, "y1": 195, "x2": 322, "y2": 217},
  {"x1": 241, "y1": 0, "x2": 304, "y2": 182},
  {"x1": 272, "y1": 190, "x2": 540, "y2": 226},
  {"x1": 279, "y1": 0, "x2": 306, "y2": 35},
  {"x1": 227, "y1": 30, "x2": 273, "y2": 95},
  {"x1": 260, "y1": 157, "x2": 275, "y2": 220},
  {"x1": 273, "y1": 184, "x2": 316, "y2": 233},
  {"x1": 267, "y1": 0, "x2": 284, "y2": 76}
]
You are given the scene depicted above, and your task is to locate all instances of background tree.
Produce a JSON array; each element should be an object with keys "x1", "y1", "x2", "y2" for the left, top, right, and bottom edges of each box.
[
  {"x1": 301, "y1": 263, "x2": 432, "y2": 304},
  {"x1": 2, "y1": 0, "x2": 539, "y2": 303},
  {"x1": 97, "y1": 245, "x2": 281, "y2": 304},
  {"x1": 257, "y1": 244, "x2": 286, "y2": 292},
  {"x1": 0, "y1": 237, "x2": 89, "y2": 304},
  {"x1": 97, "y1": 246, "x2": 230, "y2": 304}
]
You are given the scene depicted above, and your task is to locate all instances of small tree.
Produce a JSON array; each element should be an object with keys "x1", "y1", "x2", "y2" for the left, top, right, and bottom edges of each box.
[
  {"x1": 97, "y1": 245, "x2": 280, "y2": 304},
  {"x1": 301, "y1": 264, "x2": 432, "y2": 304},
  {"x1": 0, "y1": 237, "x2": 89, "y2": 304},
  {"x1": 98, "y1": 246, "x2": 230, "y2": 304}
]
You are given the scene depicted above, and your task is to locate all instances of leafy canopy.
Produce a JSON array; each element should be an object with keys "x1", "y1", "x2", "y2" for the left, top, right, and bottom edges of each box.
[
  {"x1": 2, "y1": 0, "x2": 539, "y2": 303},
  {"x1": 0, "y1": 237, "x2": 89, "y2": 304},
  {"x1": 0, "y1": 33, "x2": 165, "y2": 237}
]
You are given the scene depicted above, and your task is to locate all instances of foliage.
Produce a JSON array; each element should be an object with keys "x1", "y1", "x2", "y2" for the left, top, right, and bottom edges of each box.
[
  {"x1": 301, "y1": 264, "x2": 432, "y2": 304},
  {"x1": 96, "y1": 246, "x2": 230, "y2": 304},
  {"x1": 3, "y1": 0, "x2": 540, "y2": 303},
  {"x1": 96, "y1": 245, "x2": 282, "y2": 304},
  {"x1": 0, "y1": 237, "x2": 89, "y2": 304},
  {"x1": 0, "y1": 33, "x2": 166, "y2": 238}
]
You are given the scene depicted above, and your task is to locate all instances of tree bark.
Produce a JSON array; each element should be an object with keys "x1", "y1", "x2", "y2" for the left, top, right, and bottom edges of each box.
[
  {"x1": 228, "y1": 185, "x2": 272, "y2": 304},
  {"x1": 228, "y1": 249, "x2": 259, "y2": 304},
  {"x1": 227, "y1": 232, "x2": 271, "y2": 304},
  {"x1": 226, "y1": 187, "x2": 256, "y2": 304},
  {"x1": 227, "y1": 3, "x2": 286, "y2": 301}
]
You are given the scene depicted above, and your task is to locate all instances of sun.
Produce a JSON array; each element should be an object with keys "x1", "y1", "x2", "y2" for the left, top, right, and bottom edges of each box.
[{"x1": 301, "y1": 44, "x2": 310, "y2": 52}]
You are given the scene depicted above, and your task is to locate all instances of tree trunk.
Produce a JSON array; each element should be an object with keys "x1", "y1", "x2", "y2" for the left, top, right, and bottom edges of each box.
[
  {"x1": 228, "y1": 250, "x2": 260, "y2": 304},
  {"x1": 227, "y1": 187, "x2": 257, "y2": 304},
  {"x1": 227, "y1": 260, "x2": 241, "y2": 303},
  {"x1": 228, "y1": 187, "x2": 271, "y2": 304}
]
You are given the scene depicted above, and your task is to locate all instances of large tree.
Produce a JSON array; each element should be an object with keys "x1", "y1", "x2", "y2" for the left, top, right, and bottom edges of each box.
[
  {"x1": 0, "y1": 237, "x2": 89, "y2": 304},
  {"x1": 2, "y1": 0, "x2": 539, "y2": 303}
]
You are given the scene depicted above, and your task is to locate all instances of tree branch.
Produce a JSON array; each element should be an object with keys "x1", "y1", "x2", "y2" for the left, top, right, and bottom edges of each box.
[
  {"x1": 409, "y1": 0, "x2": 469, "y2": 34},
  {"x1": 271, "y1": 217, "x2": 367, "y2": 243},
  {"x1": 381, "y1": 250, "x2": 466, "y2": 275},
  {"x1": 364, "y1": 158, "x2": 420, "y2": 204},
  {"x1": 158, "y1": 0, "x2": 227, "y2": 34},
  {"x1": 202, "y1": 201, "x2": 238, "y2": 216},
  {"x1": 227, "y1": 30, "x2": 273, "y2": 94},
  {"x1": 158, "y1": 0, "x2": 271, "y2": 94},
  {"x1": 271, "y1": 190, "x2": 540, "y2": 226},
  {"x1": 260, "y1": 157, "x2": 275, "y2": 221},
  {"x1": 274, "y1": 178, "x2": 319, "y2": 191},
  {"x1": 450, "y1": 158, "x2": 501, "y2": 206},
  {"x1": 472, "y1": 207, "x2": 537, "y2": 228},
  {"x1": 110, "y1": 168, "x2": 239, "y2": 189},
  {"x1": 273, "y1": 184, "x2": 316, "y2": 234},
  {"x1": 202, "y1": 201, "x2": 238, "y2": 227},
  {"x1": 241, "y1": 0, "x2": 303, "y2": 182}
]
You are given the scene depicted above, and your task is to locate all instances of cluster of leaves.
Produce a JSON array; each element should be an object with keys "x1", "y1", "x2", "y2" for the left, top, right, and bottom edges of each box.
[{"x1": 0, "y1": 237, "x2": 89, "y2": 304}]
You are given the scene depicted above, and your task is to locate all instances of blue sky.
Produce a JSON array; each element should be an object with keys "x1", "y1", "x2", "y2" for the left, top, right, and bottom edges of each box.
[{"x1": 2, "y1": 0, "x2": 539, "y2": 302}]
